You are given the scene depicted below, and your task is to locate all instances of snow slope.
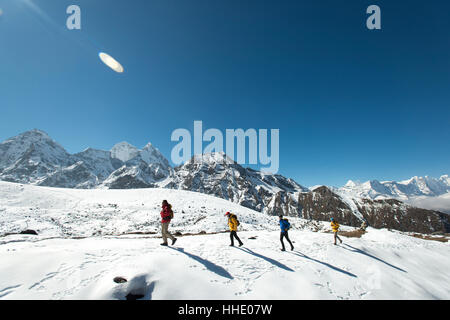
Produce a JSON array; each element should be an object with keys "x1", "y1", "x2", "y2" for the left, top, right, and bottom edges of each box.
[
  {"x1": 0, "y1": 181, "x2": 449, "y2": 300},
  {"x1": 0, "y1": 181, "x2": 284, "y2": 238}
]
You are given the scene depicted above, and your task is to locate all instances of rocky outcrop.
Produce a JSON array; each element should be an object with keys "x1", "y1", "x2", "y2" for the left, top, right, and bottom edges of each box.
[
  {"x1": 297, "y1": 186, "x2": 449, "y2": 234},
  {"x1": 167, "y1": 152, "x2": 308, "y2": 216},
  {"x1": 297, "y1": 186, "x2": 362, "y2": 226},
  {"x1": 355, "y1": 198, "x2": 450, "y2": 234}
]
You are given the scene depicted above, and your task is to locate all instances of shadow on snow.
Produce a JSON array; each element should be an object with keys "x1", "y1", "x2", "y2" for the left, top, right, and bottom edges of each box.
[
  {"x1": 341, "y1": 244, "x2": 407, "y2": 273},
  {"x1": 290, "y1": 251, "x2": 357, "y2": 278},
  {"x1": 168, "y1": 247, "x2": 234, "y2": 280},
  {"x1": 236, "y1": 247, "x2": 295, "y2": 272}
]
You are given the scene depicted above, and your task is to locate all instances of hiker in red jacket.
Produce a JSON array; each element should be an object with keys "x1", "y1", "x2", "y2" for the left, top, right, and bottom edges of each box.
[{"x1": 160, "y1": 200, "x2": 177, "y2": 246}]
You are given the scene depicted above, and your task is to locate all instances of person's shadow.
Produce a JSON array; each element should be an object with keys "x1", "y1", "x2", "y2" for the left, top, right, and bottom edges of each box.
[
  {"x1": 290, "y1": 251, "x2": 357, "y2": 278},
  {"x1": 168, "y1": 247, "x2": 234, "y2": 280},
  {"x1": 236, "y1": 247, "x2": 295, "y2": 272},
  {"x1": 341, "y1": 244, "x2": 407, "y2": 273}
]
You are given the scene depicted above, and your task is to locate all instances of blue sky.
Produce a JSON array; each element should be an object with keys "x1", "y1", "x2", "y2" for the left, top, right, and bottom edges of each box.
[{"x1": 0, "y1": 0, "x2": 449, "y2": 187}]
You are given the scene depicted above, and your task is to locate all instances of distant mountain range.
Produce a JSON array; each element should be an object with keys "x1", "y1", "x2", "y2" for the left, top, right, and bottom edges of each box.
[
  {"x1": 335, "y1": 175, "x2": 450, "y2": 200},
  {"x1": 332, "y1": 176, "x2": 450, "y2": 216},
  {"x1": 0, "y1": 129, "x2": 448, "y2": 234}
]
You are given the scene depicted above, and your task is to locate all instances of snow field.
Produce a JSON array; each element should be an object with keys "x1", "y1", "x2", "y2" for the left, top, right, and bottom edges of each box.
[{"x1": 0, "y1": 181, "x2": 449, "y2": 300}]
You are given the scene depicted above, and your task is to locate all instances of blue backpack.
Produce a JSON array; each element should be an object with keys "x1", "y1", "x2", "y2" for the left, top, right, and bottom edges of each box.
[{"x1": 281, "y1": 219, "x2": 290, "y2": 231}]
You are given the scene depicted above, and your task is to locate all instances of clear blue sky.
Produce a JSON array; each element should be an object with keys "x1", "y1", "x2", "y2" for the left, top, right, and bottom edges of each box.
[{"x1": 0, "y1": 0, "x2": 449, "y2": 187}]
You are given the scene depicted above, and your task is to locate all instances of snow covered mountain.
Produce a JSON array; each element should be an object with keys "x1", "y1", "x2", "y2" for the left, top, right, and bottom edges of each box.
[
  {"x1": 336, "y1": 176, "x2": 450, "y2": 214},
  {"x1": 302, "y1": 186, "x2": 449, "y2": 234},
  {"x1": 101, "y1": 142, "x2": 173, "y2": 189},
  {"x1": 110, "y1": 142, "x2": 141, "y2": 163},
  {"x1": 339, "y1": 175, "x2": 450, "y2": 200},
  {"x1": 0, "y1": 131, "x2": 310, "y2": 218},
  {"x1": 0, "y1": 129, "x2": 71, "y2": 184},
  {"x1": 0, "y1": 129, "x2": 449, "y2": 233},
  {"x1": 165, "y1": 152, "x2": 309, "y2": 216},
  {"x1": 0, "y1": 130, "x2": 172, "y2": 189}
]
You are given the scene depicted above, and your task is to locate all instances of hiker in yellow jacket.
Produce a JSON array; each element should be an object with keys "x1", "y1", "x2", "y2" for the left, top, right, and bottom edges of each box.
[
  {"x1": 225, "y1": 212, "x2": 243, "y2": 247},
  {"x1": 330, "y1": 217, "x2": 343, "y2": 245}
]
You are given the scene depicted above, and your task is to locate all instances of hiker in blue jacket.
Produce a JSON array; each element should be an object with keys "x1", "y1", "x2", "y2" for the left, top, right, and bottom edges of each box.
[{"x1": 279, "y1": 215, "x2": 294, "y2": 251}]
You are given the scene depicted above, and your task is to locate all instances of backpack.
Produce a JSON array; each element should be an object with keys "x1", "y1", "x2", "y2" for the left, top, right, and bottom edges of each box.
[
  {"x1": 284, "y1": 218, "x2": 290, "y2": 230},
  {"x1": 168, "y1": 204, "x2": 174, "y2": 219},
  {"x1": 231, "y1": 214, "x2": 240, "y2": 226}
]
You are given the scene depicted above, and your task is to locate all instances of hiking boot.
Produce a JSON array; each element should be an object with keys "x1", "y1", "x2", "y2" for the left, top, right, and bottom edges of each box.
[
  {"x1": 239, "y1": 243, "x2": 244, "y2": 247},
  {"x1": 281, "y1": 248, "x2": 286, "y2": 251},
  {"x1": 291, "y1": 247, "x2": 294, "y2": 251},
  {"x1": 172, "y1": 238, "x2": 177, "y2": 245},
  {"x1": 160, "y1": 243, "x2": 168, "y2": 246},
  {"x1": 229, "y1": 244, "x2": 234, "y2": 247}
]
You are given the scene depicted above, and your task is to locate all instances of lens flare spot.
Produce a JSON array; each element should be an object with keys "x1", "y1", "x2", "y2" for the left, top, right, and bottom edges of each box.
[{"x1": 98, "y1": 52, "x2": 124, "y2": 73}]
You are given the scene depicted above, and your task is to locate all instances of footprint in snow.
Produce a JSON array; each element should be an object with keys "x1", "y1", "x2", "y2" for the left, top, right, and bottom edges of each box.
[{"x1": 0, "y1": 284, "x2": 22, "y2": 298}]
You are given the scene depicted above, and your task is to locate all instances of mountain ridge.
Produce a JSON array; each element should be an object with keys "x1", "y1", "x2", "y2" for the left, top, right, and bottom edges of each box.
[
  {"x1": 337, "y1": 175, "x2": 450, "y2": 201},
  {"x1": 0, "y1": 129, "x2": 448, "y2": 234}
]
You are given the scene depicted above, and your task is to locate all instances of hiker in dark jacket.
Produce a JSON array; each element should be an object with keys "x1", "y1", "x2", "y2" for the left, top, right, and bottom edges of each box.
[
  {"x1": 160, "y1": 200, "x2": 177, "y2": 246},
  {"x1": 279, "y1": 215, "x2": 294, "y2": 251},
  {"x1": 225, "y1": 212, "x2": 243, "y2": 247}
]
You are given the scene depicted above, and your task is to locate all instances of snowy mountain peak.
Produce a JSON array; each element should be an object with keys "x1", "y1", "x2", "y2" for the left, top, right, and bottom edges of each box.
[
  {"x1": 142, "y1": 142, "x2": 154, "y2": 149},
  {"x1": 344, "y1": 180, "x2": 359, "y2": 188},
  {"x1": 191, "y1": 152, "x2": 236, "y2": 166},
  {"x1": 19, "y1": 128, "x2": 50, "y2": 138},
  {"x1": 2, "y1": 129, "x2": 56, "y2": 146},
  {"x1": 110, "y1": 142, "x2": 140, "y2": 163},
  {"x1": 440, "y1": 175, "x2": 450, "y2": 186},
  {"x1": 0, "y1": 129, "x2": 70, "y2": 171},
  {"x1": 400, "y1": 175, "x2": 421, "y2": 185},
  {"x1": 140, "y1": 143, "x2": 169, "y2": 167},
  {"x1": 110, "y1": 141, "x2": 170, "y2": 168}
]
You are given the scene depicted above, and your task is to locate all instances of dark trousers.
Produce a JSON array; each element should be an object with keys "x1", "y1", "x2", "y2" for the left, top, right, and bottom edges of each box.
[
  {"x1": 230, "y1": 231, "x2": 243, "y2": 246},
  {"x1": 280, "y1": 231, "x2": 294, "y2": 250}
]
